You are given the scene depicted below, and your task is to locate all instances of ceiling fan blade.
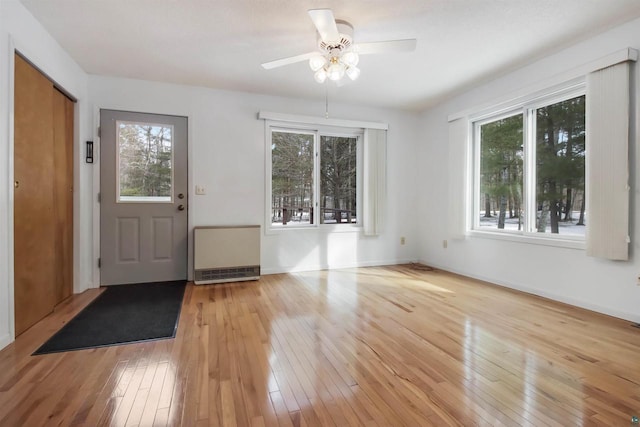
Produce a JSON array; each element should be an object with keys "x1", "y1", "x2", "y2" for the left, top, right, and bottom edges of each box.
[
  {"x1": 261, "y1": 52, "x2": 318, "y2": 70},
  {"x1": 354, "y1": 39, "x2": 417, "y2": 55},
  {"x1": 308, "y1": 9, "x2": 340, "y2": 43}
]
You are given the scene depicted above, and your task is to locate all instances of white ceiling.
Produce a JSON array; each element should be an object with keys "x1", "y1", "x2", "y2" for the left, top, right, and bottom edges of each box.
[{"x1": 19, "y1": 0, "x2": 640, "y2": 111}]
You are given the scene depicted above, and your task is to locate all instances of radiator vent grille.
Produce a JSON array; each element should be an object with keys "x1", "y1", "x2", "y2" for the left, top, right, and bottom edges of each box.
[{"x1": 195, "y1": 265, "x2": 260, "y2": 283}]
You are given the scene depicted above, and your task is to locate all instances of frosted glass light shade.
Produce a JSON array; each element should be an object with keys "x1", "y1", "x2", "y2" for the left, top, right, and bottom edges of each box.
[
  {"x1": 342, "y1": 51, "x2": 359, "y2": 67},
  {"x1": 309, "y1": 55, "x2": 326, "y2": 72},
  {"x1": 346, "y1": 66, "x2": 360, "y2": 81},
  {"x1": 327, "y1": 63, "x2": 345, "y2": 81},
  {"x1": 314, "y1": 69, "x2": 328, "y2": 83}
]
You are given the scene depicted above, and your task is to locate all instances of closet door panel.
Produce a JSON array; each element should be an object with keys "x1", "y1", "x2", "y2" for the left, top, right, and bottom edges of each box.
[
  {"x1": 52, "y1": 89, "x2": 74, "y2": 304},
  {"x1": 14, "y1": 54, "x2": 56, "y2": 335}
]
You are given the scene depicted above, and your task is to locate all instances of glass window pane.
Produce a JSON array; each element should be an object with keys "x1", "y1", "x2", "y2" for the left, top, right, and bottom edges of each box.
[
  {"x1": 320, "y1": 136, "x2": 358, "y2": 224},
  {"x1": 271, "y1": 131, "x2": 314, "y2": 226},
  {"x1": 535, "y1": 95, "x2": 586, "y2": 235},
  {"x1": 478, "y1": 114, "x2": 524, "y2": 231},
  {"x1": 118, "y1": 122, "x2": 173, "y2": 202}
]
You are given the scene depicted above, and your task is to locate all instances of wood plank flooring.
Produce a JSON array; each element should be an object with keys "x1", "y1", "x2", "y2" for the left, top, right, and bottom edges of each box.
[{"x1": 1, "y1": 265, "x2": 639, "y2": 426}]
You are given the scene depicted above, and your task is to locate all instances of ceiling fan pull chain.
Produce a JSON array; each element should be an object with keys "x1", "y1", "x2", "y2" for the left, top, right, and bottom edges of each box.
[{"x1": 325, "y1": 83, "x2": 329, "y2": 119}]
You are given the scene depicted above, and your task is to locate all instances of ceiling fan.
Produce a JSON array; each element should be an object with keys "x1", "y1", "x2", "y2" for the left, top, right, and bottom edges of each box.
[{"x1": 261, "y1": 9, "x2": 417, "y2": 84}]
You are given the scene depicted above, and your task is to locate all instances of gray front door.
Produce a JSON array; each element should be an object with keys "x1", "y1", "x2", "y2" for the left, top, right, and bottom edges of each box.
[{"x1": 100, "y1": 110, "x2": 188, "y2": 285}]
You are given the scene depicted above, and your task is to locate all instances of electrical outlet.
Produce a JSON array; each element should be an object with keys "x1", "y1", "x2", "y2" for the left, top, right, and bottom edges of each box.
[
  {"x1": 443, "y1": 240, "x2": 448, "y2": 249},
  {"x1": 400, "y1": 236, "x2": 406, "y2": 245},
  {"x1": 195, "y1": 185, "x2": 206, "y2": 195}
]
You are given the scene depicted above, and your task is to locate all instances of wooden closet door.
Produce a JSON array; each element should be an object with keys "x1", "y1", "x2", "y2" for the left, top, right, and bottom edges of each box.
[
  {"x1": 14, "y1": 54, "x2": 56, "y2": 336},
  {"x1": 52, "y1": 89, "x2": 74, "y2": 304}
]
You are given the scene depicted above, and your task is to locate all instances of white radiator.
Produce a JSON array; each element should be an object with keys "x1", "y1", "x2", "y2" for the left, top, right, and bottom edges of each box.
[{"x1": 194, "y1": 225, "x2": 260, "y2": 285}]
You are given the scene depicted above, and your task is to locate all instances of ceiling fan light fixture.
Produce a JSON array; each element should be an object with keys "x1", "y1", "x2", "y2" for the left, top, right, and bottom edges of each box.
[
  {"x1": 327, "y1": 62, "x2": 345, "y2": 81},
  {"x1": 314, "y1": 68, "x2": 328, "y2": 83},
  {"x1": 260, "y1": 9, "x2": 416, "y2": 87},
  {"x1": 309, "y1": 55, "x2": 327, "y2": 71},
  {"x1": 346, "y1": 66, "x2": 360, "y2": 81}
]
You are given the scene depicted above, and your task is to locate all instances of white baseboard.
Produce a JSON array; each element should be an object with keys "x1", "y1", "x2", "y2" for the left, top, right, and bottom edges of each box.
[
  {"x1": 420, "y1": 260, "x2": 640, "y2": 324},
  {"x1": 261, "y1": 258, "x2": 416, "y2": 276},
  {"x1": 0, "y1": 333, "x2": 12, "y2": 351},
  {"x1": 76, "y1": 281, "x2": 99, "y2": 294}
]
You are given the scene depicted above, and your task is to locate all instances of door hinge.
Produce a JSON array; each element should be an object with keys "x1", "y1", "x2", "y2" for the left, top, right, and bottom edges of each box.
[
  {"x1": 97, "y1": 192, "x2": 101, "y2": 203},
  {"x1": 98, "y1": 258, "x2": 101, "y2": 268},
  {"x1": 97, "y1": 126, "x2": 101, "y2": 138}
]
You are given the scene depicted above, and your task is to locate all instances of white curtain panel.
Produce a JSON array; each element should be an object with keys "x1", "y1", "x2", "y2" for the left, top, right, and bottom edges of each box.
[
  {"x1": 363, "y1": 129, "x2": 387, "y2": 236},
  {"x1": 586, "y1": 61, "x2": 631, "y2": 260},
  {"x1": 448, "y1": 118, "x2": 468, "y2": 239}
]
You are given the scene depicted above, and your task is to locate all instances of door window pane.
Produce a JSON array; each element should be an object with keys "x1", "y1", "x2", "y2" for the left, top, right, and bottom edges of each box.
[
  {"x1": 478, "y1": 114, "x2": 524, "y2": 231},
  {"x1": 117, "y1": 122, "x2": 173, "y2": 202},
  {"x1": 271, "y1": 131, "x2": 314, "y2": 226},
  {"x1": 320, "y1": 136, "x2": 358, "y2": 224},
  {"x1": 535, "y1": 95, "x2": 586, "y2": 235}
]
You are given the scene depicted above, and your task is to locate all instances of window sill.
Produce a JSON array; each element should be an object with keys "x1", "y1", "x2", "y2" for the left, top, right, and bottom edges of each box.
[{"x1": 468, "y1": 230, "x2": 585, "y2": 250}]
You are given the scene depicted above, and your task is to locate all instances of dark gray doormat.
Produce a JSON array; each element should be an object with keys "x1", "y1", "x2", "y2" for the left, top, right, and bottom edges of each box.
[{"x1": 33, "y1": 280, "x2": 186, "y2": 355}]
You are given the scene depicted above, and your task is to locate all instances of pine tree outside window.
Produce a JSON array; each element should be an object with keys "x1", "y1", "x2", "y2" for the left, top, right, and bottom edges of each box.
[
  {"x1": 320, "y1": 136, "x2": 358, "y2": 224},
  {"x1": 472, "y1": 85, "x2": 586, "y2": 239},
  {"x1": 268, "y1": 126, "x2": 362, "y2": 229},
  {"x1": 117, "y1": 121, "x2": 174, "y2": 203}
]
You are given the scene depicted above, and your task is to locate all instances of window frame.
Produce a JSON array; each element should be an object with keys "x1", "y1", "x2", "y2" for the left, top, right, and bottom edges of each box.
[
  {"x1": 115, "y1": 120, "x2": 175, "y2": 204},
  {"x1": 470, "y1": 81, "x2": 587, "y2": 244},
  {"x1": 471, "y1": 109, "x2": 524, "y2": 236},
  {"x1": 265, "y1": 120, "x2": 364, "y2": 233}
]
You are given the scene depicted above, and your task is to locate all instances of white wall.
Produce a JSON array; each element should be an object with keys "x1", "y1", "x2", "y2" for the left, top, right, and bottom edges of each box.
[
  {"x1": 0, "y1": 0, "x2": 92, "y2": 349},
  {"x1": 418, "y1": 17, "x2": 640, "y2": 323},
  {"x1": 89, "y1": 76, "x2": 421, "y2": 278}
]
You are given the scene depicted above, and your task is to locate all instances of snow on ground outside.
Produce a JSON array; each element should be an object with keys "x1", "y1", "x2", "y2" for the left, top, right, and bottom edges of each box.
[{"x1": 478, "y1": 211, "x2": 585, "y2": 236}]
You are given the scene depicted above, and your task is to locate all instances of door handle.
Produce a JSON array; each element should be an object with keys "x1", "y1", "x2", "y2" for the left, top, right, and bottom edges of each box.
[
  {"x1": 178, "y1": 193, "x2": 184, "y2": 199},
  {"x1": 14, "y1": 181, "x2": 19, "y2": 189},
  {"x1": 178, "y1": 204, "x2": 185, "y2": 211}
]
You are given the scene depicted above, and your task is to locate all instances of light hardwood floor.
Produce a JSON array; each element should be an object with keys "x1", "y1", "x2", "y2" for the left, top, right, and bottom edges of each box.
[{"x1": 1, "y1": 265, "x2": 639, "y2": 426}]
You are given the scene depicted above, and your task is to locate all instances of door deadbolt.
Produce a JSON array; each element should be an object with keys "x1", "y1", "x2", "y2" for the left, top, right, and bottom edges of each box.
[
  {"x1": 178, "y1": 204, "x2": 185, "y2": 211},
  {"x1": 178, "y1": 193, "x2": 184, "y2": 199}
]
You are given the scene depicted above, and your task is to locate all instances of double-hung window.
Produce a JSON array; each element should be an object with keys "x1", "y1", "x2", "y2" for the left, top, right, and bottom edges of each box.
[
  {"x1": 472, "y1": 83, "x2": 586, "y2": 239},
  {"x1": 268, "y1": 124, "x2": 363, "y2": 229}
]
